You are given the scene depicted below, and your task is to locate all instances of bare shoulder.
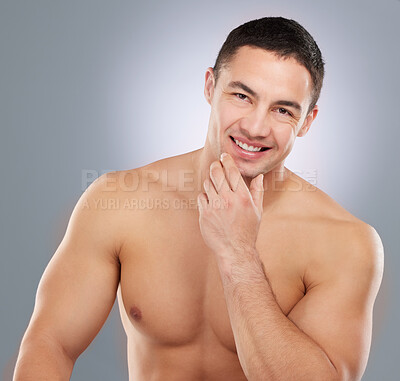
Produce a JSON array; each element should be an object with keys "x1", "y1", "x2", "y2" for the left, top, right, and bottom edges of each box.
[
  {"x1": 80, "y1": 152, "x2": 188, "y2": 202},
  {"x1": 110, "y1": 150, "x2": 197, "y2": 191},
  {"x1": 84, "y1": 151, "x2": 198, "y2": 252},
  {"x1": 287, "y1": 172, "x2": 384, "y2": 287},
  {"x1": 67, "y1": 172, "x2": 126, "y2": 262}
]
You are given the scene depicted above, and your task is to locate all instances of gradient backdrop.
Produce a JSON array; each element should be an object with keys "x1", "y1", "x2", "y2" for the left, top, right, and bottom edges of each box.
[{"x1": 1, "y1": 0, "x2": 398, "y2": 379}]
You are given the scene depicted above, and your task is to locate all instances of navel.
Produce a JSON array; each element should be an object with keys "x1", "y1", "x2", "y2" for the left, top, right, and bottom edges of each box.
[{"x1": 129, "y1": 306, "x2": 142, "y2": 321}]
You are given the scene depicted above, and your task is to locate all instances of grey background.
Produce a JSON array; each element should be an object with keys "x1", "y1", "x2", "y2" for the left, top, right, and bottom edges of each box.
[{"x1": 1, "y1": 0, "x2": 398, "y2": 379}]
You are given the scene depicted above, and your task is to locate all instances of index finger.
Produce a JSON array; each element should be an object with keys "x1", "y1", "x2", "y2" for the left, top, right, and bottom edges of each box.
[{"x1": 219, "y1": 153, "x2": 247, "y2": 193}]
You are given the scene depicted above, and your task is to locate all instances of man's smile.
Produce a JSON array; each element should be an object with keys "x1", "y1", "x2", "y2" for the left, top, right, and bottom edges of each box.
[{"x1": 229, "y1": 135, "x2": 272, "y2": 159}]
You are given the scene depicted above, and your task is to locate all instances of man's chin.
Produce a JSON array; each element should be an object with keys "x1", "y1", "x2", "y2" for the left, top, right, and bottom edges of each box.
[{"x1": 237, "y1": 166, "x2": 265, "y2": 181}]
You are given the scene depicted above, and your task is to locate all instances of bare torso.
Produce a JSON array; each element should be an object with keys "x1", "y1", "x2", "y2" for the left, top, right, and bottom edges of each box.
[{"x1": 104, "y1": 149, "x2": 360, "y2": 381}]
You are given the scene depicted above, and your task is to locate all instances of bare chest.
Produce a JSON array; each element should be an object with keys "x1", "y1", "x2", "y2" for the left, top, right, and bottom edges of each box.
[{"x1": 118, "y1": 209, "x2": 307, "y2": 353}]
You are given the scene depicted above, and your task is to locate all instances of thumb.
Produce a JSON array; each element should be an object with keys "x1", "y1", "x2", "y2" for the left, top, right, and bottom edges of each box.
[{"x1": 249, "y1": 174, "x2": 264, "y2": 212}]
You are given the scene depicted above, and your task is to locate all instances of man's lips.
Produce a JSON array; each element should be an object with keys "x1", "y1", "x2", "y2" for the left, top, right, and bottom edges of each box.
[
  {"x1": 229, "y1": 136, "x2": 272, "y2": 159},
  {"x1": 229, "y1": 136, "x2": 271, "y2": 151}
]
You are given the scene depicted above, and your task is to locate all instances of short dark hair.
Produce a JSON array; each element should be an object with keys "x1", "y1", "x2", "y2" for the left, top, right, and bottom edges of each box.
[{"x1": 213, "y1": 17, "x2": 325, "y2": 114}]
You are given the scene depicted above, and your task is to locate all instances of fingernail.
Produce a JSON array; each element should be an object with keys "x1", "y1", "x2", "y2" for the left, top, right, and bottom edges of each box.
[{"x1": 220, "y1": 152, "x2": 227, "y2": 160}]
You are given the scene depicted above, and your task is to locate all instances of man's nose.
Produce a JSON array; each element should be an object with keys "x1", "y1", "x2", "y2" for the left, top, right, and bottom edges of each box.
[{"x1": 241, "y1": 107, "x2": 271, "y2": 138}]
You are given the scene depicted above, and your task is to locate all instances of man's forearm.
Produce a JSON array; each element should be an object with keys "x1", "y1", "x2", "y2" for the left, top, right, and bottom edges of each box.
[
  {"x1": 217, "y1": 248, "x2": 339, "y2": 381},
  {"x1": 13, "y1": 335, "x2": 74, "y2": 381}
]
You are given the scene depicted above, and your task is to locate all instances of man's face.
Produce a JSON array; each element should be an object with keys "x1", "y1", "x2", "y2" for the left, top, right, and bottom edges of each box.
[{"x1": 204, "y1": 46, "x2": 318, "y2": 179}]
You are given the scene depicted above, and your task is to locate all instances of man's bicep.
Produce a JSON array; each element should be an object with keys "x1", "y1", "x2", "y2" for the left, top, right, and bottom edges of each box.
[
  {"x1": 26, "y1": 174, "x2": 121, "y2": 361},
  {"x1": 287, "y1": 227, "x2": 384, "y2": 381}
]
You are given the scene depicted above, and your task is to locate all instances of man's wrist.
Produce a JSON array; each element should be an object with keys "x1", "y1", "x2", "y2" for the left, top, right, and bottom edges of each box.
[{"x1": 215, "y1": 245, "x2": 265, "y2": 283}]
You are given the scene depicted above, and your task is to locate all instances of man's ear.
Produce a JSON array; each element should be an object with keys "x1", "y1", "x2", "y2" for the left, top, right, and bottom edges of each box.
[
  {"x1": 297, "y1": 105, "x2": 319, "y2": 137},
  {"x1": 204, "y1": 67, "x2": 215, "y2": 105}
]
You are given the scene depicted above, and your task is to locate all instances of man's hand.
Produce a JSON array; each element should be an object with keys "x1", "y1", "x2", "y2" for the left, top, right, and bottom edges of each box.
[{"x1": 197, "y1": 153, "x2": 264, "y2": 259}]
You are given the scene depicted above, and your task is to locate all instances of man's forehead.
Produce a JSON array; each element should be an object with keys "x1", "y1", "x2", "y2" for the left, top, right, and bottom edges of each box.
[
  {"x1": 228, "y1": 46, "x2": 295, "y2": 66},
  {"x1": 222, "y1": 46, "x2": 308, "y2": 79}
]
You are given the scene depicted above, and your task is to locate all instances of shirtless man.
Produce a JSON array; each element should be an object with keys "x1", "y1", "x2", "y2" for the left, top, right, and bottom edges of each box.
[{"x1": 13, "y1": 17, "x2": 384, "y2": 381}]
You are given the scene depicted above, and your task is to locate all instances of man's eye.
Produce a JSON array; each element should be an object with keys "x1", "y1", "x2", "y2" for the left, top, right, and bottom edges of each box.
[
  {"x1": 235, "y1": 93, "x2": 248, "y2": 101},
  {"x1": 277, "y1": 107, "x2": 292, "y2": 116}
]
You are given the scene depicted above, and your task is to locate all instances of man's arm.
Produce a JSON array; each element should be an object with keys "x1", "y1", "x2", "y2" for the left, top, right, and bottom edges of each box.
[
  {"x1": 215, "y1": 224, "x2": 384, "y2": 381},
  {"x1": 286, "y1": 224, "x2": 384, "y2": 380},
  {"x1": 13, "y1": 173, "x2": 121, "y2": 380}
]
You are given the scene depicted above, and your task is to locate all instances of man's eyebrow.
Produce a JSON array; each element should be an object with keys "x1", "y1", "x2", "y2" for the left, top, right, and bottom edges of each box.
[
  {"x1": 275, "y1": 100, "x2": 302, "y2": 113},
  {"x1": 227, "y1": 81, "x2": 302, "y2": 113},
  {"x1": 227, "y1": 81, "x2": 259, "y2": 99}
]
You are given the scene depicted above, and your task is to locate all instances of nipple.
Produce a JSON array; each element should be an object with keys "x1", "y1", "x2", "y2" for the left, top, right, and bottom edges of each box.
[{"x1": 129, "y1": 306, "x2": 142, "y2": 321}]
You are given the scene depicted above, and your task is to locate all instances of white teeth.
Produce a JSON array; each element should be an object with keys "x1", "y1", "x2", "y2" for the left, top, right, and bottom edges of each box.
[{"x1": 234, "y1": 138, "x2": 262, "y2": 152}]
